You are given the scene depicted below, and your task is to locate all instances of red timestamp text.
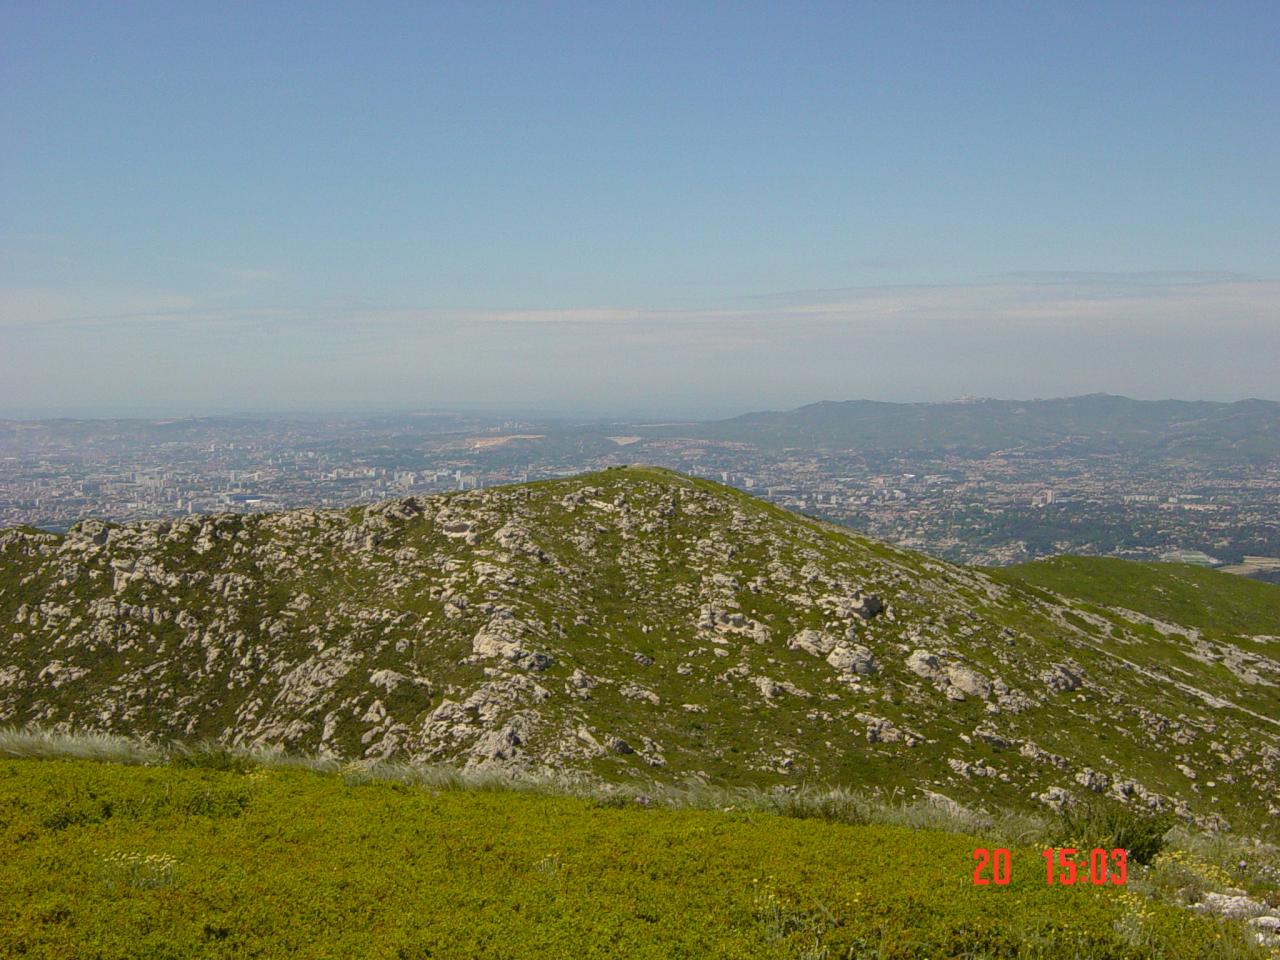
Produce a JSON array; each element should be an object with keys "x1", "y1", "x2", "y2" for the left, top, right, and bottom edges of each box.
[{"x1": 971, "y1": 847, "x2": 1127, "y2": 886}]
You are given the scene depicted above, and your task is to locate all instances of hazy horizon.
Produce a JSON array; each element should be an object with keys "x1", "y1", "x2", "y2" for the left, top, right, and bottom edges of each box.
[{"x1": 2, "y1": 389, "x2": 1278, "y2": 425}]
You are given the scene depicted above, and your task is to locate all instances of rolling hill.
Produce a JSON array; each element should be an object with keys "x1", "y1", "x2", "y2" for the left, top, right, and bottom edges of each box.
[
  {"x1": 2, "y1": 466, "x2": 1277, "y2": 836},
  {"x1": 994, "y1": 556, "x2": 1280, "y2": 638}
]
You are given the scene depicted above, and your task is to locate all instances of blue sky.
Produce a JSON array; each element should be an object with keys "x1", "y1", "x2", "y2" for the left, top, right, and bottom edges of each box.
[{"x1": 3, "y1": 1, "x2": 1278, "y2": 416}]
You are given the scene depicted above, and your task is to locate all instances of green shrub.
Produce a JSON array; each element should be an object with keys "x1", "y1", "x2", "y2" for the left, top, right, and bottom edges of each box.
[
  {"x1": 40, "y1": 796, "x2": 114, "y2": 830},
  {"x1": 169, "y1": 744, "x2": 256, "y2": 774},
  {"x1": 174, "y1": 786, "x2": 250, "y2": 818},
  {"x1": 767, "y1": 788, "x2": 869, "y2": 826},
  {"x1": 1056, "y1": 799, "x2": 1173, "y2": 865}
]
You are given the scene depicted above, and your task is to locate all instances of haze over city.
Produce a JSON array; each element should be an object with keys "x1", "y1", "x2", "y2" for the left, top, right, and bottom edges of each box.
[{"x1": 4, "y1": 2, "x2": 1279, "y2": 416}]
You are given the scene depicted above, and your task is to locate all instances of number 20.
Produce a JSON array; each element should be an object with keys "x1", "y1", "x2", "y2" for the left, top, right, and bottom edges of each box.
[{"x1": 972, "y1": 847, "x2": 1011, "y2": 885}]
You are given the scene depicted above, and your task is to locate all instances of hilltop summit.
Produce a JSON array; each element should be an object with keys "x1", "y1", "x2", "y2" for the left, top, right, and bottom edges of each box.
[{"x1": 1, "y1": 467, "x2": 1276, "y2": 830}]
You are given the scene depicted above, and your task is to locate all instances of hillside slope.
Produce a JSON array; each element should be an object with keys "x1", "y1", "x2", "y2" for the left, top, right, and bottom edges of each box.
[
  {"x1": 1, "y1": 467, "x2": 1277, "y2": 831},
  {"x1": 995, "y1": 557, "x2": 1280, "y2": 638}
]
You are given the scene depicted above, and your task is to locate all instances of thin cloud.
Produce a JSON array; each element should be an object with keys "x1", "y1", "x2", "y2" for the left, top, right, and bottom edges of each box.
[
  {"x1": 992, "y1": 270, "x2": 1258, "y2": 285},
  {"x1": 3, "y1": 276, "x2": 1277, "y2": 341},
  {"x1": 212, "y1": 265, "x2": 281, "y2": 283}
]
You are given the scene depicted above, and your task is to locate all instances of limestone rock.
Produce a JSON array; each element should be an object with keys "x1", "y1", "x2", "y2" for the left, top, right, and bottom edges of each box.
[
  {"x1": 1041, "y1": 661, "x2": 1084, "y2": 693},
  {"x1": 789, "y1": 629, "x2": 838, "y2": 657},
  {"x1": 826, "y1": 643, "x2": 878, "y2": 675}
]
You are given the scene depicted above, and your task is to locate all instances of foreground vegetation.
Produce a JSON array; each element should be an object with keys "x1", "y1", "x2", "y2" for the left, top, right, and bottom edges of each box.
[{"x1": 1, "y1": 732, "x2": 1276, "y2": 959}]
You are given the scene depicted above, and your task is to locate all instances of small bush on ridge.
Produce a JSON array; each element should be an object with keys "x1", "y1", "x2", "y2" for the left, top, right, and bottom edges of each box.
[{"x1": 1056, "y1": 799, "x2": 1173, "y2": 865}]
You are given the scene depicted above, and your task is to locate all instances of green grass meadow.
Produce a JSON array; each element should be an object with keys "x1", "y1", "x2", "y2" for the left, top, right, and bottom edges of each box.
[
  {"x1": 0, "y1": 757, "x2": 1269, "y2": 960},
  {"x1": 994, "y1": 557, "x2": 1280, "y2": 638}
]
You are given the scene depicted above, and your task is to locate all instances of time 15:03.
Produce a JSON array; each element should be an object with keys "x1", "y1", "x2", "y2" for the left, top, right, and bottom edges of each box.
[{"x1": 972, "y1": 847, "x2": 1128, "y2": 885}]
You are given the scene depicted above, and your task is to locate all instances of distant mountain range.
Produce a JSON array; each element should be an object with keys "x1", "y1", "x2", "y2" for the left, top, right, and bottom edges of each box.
[
  {"x1": 7, "y1": 393, "x2": 1279, "y2": 461},
  {"x1": 634, "y1": 394, "x2": 1280, "y2": 458}
]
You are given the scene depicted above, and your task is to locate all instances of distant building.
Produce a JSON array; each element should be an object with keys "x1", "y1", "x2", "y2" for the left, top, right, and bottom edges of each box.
[{"x1": 1158, "y1": 549, "x2": 1221, "y2": 567}]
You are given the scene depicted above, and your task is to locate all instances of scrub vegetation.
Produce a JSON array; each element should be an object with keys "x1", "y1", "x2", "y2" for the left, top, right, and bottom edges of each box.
[{"x1": 2, "y1": 752, "x2": 1276, "y2": 960}]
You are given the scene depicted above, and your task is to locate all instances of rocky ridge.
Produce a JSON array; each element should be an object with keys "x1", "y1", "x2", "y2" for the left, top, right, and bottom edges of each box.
[{"x1": 1, "y1": 467, "x2": 1277, "y2": 831}]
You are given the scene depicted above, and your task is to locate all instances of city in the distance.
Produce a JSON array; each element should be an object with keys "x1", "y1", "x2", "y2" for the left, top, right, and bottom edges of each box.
[{"x1": 6, "y1": 393, "x2": 1279, "y2": 575}]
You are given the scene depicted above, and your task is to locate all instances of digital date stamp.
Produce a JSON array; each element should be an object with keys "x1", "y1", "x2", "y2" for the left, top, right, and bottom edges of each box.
[{"x1": 972, "y1": 847, "x2": 1128, "y2": 886}]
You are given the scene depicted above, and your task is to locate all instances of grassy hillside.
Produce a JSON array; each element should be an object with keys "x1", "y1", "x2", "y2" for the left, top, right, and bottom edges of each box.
[
  {"x1": 1, "y1": 466, "x2": 1278, "y2": 836},
  {"x1": 1, "y1": 753, "x2": 1274, "y2": 960},
  {"x1": 994, "y1": 557, "x2": 1280, "y2": 639}
]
